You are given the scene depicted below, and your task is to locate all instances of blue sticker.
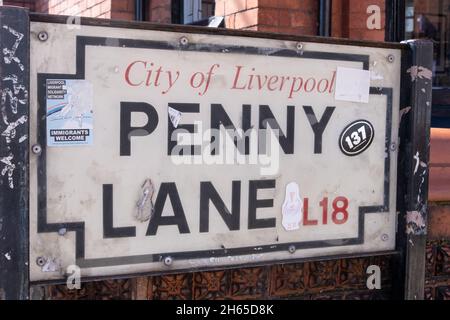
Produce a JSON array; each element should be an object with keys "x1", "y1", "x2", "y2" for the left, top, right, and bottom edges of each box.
[{"x1": 46, "y1": 79, "x2": 93, "y2": 146}]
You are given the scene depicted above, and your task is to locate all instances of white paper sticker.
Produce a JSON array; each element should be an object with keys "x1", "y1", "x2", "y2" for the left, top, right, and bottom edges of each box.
[
  {"x1": 46, "y1": 79, "x2": 94, "y2": 146},
  {"x1": 335, "y1": 67, "x2": 371, "y2": 103},
  {"x1": 168, "y1": 107, "x2": 182, "y2": 128},
  {"x1": 41, "y1": 258, "x2": 59, "y2": 273},
  {"x1": 281, "y1": 182, "x2": 303, "y2": 231}
]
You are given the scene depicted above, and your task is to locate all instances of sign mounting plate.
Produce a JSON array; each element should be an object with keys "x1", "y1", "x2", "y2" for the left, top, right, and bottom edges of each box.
[{"x1": 29, "y1": 21, "x2": 401, "y2": 281}]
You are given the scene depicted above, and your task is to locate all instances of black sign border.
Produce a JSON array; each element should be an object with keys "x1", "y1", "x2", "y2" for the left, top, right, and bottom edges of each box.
[{"x1": 36, "y1": 36, "x2": 392, "y2": 270}]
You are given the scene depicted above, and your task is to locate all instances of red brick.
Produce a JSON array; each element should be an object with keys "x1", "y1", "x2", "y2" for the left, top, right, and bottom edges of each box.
[
  {"x1": 100, "y1": 0, "x2": 111, "y2": 15},
  {"x1": 241, "y1": 25, "x2": 258, "y2": 31},
  {"x1": 349, "y1": 0, "x2": 385, "y2": 14},
  {"x1": 151, "y1": 0, "x2": 169, "y2": 8},
  {"x1": 258, "y1": 25, "x2": 281, "y2": 33},
  {"x1": 429, "y1": 128, "x2": 450, "y2": 202},
  {"x1": 149, "y1": 7, "x2": 171, "y2": 24},
  {"x1": 278, "y1": 9, "x2": 291, "y2": 27},
  {"x1": 111, "y1": 11, "x2": 134, "y2": 21},
  {"x1": 349, "y1": 29, "x2": 385, "y2": 41},
  {"x1": 246, "y1": 0, "x2": 258, "y2": 10},
  {"x1": 215, "y1": 0, "x2": 225, "y2": 16},
  {"x1": 234, "y1": 8, "x2": 258, "y2": 29},
  {"x1": 111, "y1": 0, "x2": 130, "y2": 12},
  {"x1": 225, "y1": 0, "x2": 246, "y2": 15},
  {"x1": 148, "y1": 0, "x2": 171, "y2": 23},
  {"x1": 259, "y1": 8, "x2": 279, "y2": 27},
  {"x1": 431, "y1": 128, "x2": 450, "y2": 165},
  {"x1": 79, "y1": 0, "x2": 87, "y2": 11},
  {"x1": 91, "y1": 3, "x2": 101, "y2": 17},
  {"x1": 225, "y1": 14, "x2": 236, "y2": 29},
  {"x1": 291, "y1": 11, "x2": 317, "y2": 28},
  {"x1": 259, "y1": 0, "x2": 316, "y2": 10},
  {"x1": 87, "y1": 0, "x2": 98, "y2": 9},
  {"x1": 428, "y1": 205, "x2": 450, "y2": 240}
]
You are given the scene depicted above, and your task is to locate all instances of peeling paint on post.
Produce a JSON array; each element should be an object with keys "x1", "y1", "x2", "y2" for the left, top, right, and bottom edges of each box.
[
  {"x1": 395, "y1": 39, "x2": 433, "y2": 300},
  {"x1": 0, "y1": 6, "x2": 30, "y2": 300}
]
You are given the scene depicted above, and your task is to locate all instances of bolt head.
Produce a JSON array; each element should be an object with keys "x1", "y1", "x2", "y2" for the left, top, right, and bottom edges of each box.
[
  {"x1": 387, "y1": 54, "x2": 395, "y2": 63},
  {"x1": 296, "y1": 42, "x2": 304, "y2": 51},
  {"x1": 32, "y1": 144, "x2": 42, "y2": 155},
  {"x1": 288, "y1": 245, "x2": 296, "y2": 254},
  {"x1": 164, "y1": 256, "x2": 173, "y2": 266},
  {"x1": 390, "y1": 142, "x2": 397, "y2": 151},
  {"x1": 38, "y1": 31, "x2": 48, "y2": 42},
  {"x1": 179, "y1": 36, "x2": 189, "y2": 46},
  {"x1": 36, "y1": 256, "x2": 46, "y2": 267},
  {"x1": 381, "y1": 234, "x2": 389, "y2": 241}
]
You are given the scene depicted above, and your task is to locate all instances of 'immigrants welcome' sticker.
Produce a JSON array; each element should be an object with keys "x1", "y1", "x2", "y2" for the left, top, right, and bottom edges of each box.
[{"x1": 46, "y1": 79, "x2": 93, "y2": 146}]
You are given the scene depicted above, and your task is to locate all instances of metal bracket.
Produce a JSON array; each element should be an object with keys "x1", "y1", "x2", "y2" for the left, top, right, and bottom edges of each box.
[{"x1": 394, "y1": 39, "x2": 433, "y2": 300}]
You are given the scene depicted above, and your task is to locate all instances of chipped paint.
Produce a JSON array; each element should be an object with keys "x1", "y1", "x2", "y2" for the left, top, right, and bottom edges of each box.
[
  {"x1": 406, "y1": 211, "x2": 426, "y2": 235},
  {"x1": 399, "y1": 106, "x2": 411, "y2": 123},
  {"x1": 0, "y1": 153, "x2": 15, "y2": 189},
  {"x1": 0, "y1": 7, "x2": 30, "y2": 300},
  {"x1": 413, "y1": 151, "x2": 420, "y2": 174},
  {"x1": 41, "y1": 257, "x2": 60, "y2": 273},
  {"x1": 370, "y1": 71, "x2": 384, "y2": 80},
  {"x1": 1, "y1": 115, "x2": 27, "y2": 144},
  {"x1": 407, "y1": 65, "x2": 432, "y2": 81},
  {"x1": 18, "y1": 135, "x2": 27, "y2": 143},
  {"x1": 0, "y1": 23, "x2": 28, "y2": 190},
  {"x1": 135, "y1": 179, "x2": 155, "y2": 222},
  {"x1": 1, "y1": 74, "x2": 29, "y2": 114},
  {"x1": 2, "y1": 25, "x2": 24, "y2": 71}
]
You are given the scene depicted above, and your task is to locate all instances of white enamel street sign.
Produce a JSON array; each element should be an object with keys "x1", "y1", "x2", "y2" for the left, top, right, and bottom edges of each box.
[{"x1": 29, "y1": 21, "x2": 401, "y2": 281}]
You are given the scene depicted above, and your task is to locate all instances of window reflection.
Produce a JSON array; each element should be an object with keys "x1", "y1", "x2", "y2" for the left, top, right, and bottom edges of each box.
[{"x1": 406, "y1": 0, "x2": 449, "y2": 87}]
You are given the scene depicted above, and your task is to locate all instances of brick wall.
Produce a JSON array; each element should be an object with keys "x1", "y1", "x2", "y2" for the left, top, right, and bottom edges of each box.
[
  {"x1": 34, "y1": 0, "x2": 112, "y2": 19},
  {"x1": 428, "y1": 128, "x2": 450, "y2": 273},
  {"x1": 427, "y1": 129, "x2": 450, "y2": 299},
  {"x1": 147, "y1": 0, "x2": 171, "y2": 24},
  {"x1": 9, "y1": 0, "x2": 173, "y2": 23},
  {"x1": 215, "y1": 0, "x2": 318, "y2": 35},
  {"x1": 110, "y1": 0, "x2": 133, "y2": 20},
  {"x1": 331, "y1": 0, "x2": 385, "y2": 41},
  {"x1": 215, "y1": 0, "x2": 384, "y2": 40},
  {"x1": 3, "y1": 0, "x2": 386, "y2": 41}
]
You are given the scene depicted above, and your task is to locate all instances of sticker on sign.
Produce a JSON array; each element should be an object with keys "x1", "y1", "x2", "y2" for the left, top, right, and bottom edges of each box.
[
  {"x1": 46, "y1": 79, "x2": 93, "y2": 146},
  {"x1": 335, "y1": 67, "x2": 371, "y2": 103}
]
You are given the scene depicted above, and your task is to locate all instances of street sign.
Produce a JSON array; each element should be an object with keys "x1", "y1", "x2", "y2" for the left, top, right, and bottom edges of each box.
[{"x1": 29, "y1": 19, "x2": 401, "y2": 281}]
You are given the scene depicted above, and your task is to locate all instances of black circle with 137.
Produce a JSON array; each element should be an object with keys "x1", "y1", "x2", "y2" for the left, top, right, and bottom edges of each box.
[{"x1": 339, "y1": 120, "x2": 375, "y2": 156}]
